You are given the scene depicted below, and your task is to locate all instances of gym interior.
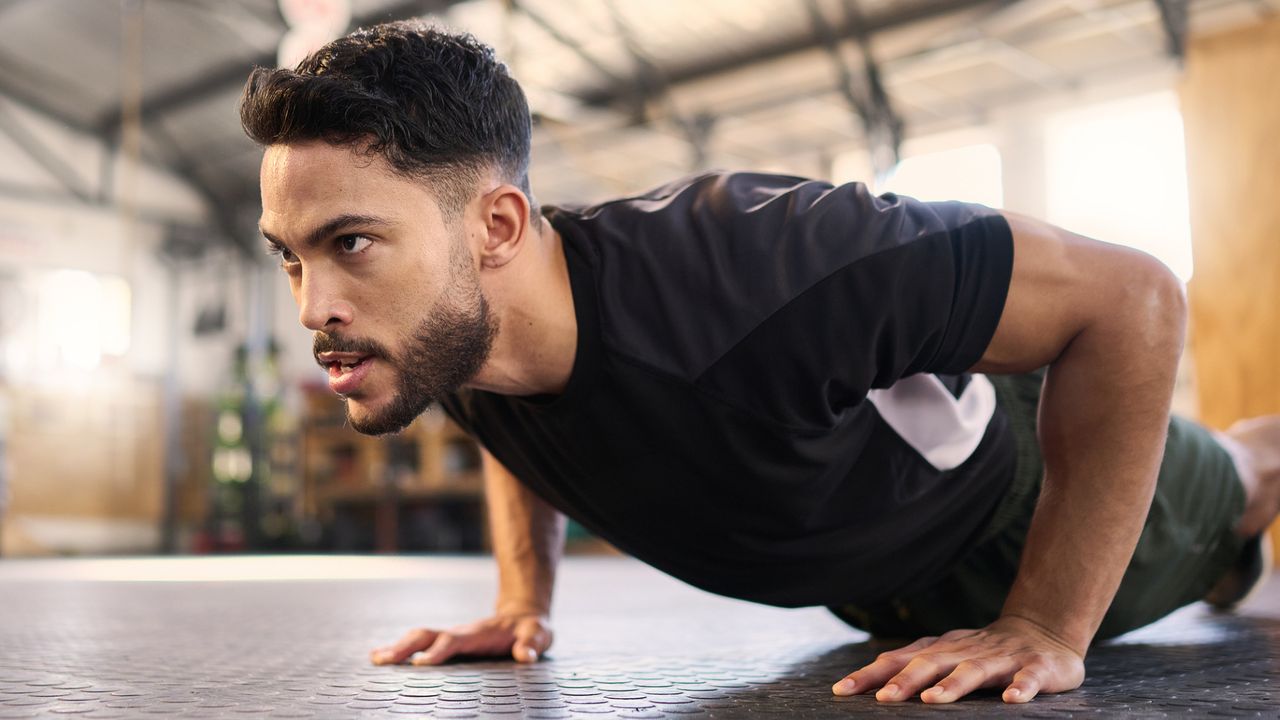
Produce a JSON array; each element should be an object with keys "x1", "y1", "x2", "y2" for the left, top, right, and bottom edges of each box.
[{"x1": 0, "y1": 0, "x2": 1277, "y2": 717}]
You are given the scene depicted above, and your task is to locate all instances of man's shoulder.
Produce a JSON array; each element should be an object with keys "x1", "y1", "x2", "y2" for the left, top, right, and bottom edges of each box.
[
  {"x1": 549, "y1": 170, "x2": 832, "y2": 223},
  {"x1": 546, "y1": 171, "x2": 849, "y2": 382}
]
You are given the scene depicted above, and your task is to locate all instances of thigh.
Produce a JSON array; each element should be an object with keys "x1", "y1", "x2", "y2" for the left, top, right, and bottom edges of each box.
[
  {"x1": 829, "y1": 371, "x2": 1044, "y2": 638},
  {"x1": 1097, "y1": 415, "x2": 1248, "y2": 639},
  {"x1": 830, "y1": 377, "x2": 1249, "y2": 641}
]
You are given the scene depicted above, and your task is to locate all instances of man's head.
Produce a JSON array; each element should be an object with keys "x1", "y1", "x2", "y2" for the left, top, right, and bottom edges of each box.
[
  {"x1": 241, "y1": 22, "x2": 535, "y2": 435},
  {"x1": 241, "y1": 21, "x2": 534, "y2": 219}
]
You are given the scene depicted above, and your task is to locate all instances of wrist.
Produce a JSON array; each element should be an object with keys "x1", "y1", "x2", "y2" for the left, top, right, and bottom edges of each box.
[
  {"x1": 995, "y1": 611, "x2": 1090, "y2": 659},
  {"x1": 495, "y1": 599, "x2": 550, "y2": 618}
]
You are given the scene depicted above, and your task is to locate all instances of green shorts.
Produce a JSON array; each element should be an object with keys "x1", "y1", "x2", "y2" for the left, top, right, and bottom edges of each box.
[{"x1": 829, "y1": 369, "x2": 1249, "y2": 643}]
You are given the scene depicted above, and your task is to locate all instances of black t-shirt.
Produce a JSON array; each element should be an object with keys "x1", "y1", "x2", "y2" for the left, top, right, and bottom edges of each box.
[{"x1": 439, "y1": 171, "x2": 1017, "y2": 608}]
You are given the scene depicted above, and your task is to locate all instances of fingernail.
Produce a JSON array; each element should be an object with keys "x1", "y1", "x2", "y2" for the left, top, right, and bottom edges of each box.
[
  {"x1": 410, "y1": 652, "x2": 427, "y2": 666},
  {"x1": 1007, "y1": 688, "x2": 1021, "y2": 699},
  {"x1": 832, "y1": 679, "x2": 856, "y2": 695},
  {"x1": 374, "y1": 651, "x2": 391, "y2": 664},
  {"x1": 879, "y1": 684, "x2": 900, "y2": 699}
]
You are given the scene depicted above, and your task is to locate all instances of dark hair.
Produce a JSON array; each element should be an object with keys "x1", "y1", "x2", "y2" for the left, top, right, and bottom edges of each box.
[{"x1": 239, "y1": 21, "x2": 534, "y2": 219}]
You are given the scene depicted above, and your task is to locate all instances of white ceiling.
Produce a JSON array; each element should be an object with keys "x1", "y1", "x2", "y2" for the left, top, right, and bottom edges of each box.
[{"x1": 0, "y1": 0, "x2": 1274, "y2": 247}]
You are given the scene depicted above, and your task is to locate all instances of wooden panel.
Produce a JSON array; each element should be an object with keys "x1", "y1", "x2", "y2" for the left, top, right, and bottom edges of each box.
[
  {"x1": 6, "y1": 380, "x2": 163, "y2": 520},
  {"x1": 1180, "y1": 16, "x2": 1280, "y2": 559}
]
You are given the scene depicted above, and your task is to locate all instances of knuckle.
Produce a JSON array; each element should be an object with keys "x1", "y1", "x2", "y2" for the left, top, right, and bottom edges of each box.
[
  {"x1": 1015, "y1": 669, "x2": 1044, "y2": 687},
  {"x1": 956, "y1": 658, "x2": 990, "y2": 675},
  {"x1": 888, "y1": 673, "x2": 913, "y2": 690},
  {"x1": 403, "y1": 630, "x2": 432, "y2": 647},
  {"x1": 905, "y1": 636, "x2": 939, "y2": 651},
  {"x1": 905, "y1": 656, "x2": 939, "y2": 674}
]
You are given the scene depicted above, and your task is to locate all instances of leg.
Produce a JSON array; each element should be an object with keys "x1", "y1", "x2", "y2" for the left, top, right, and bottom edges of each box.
[
  {"x1": 829, "y1": 373, "x2": 1256, "y2": 642},
  {"x1": 1213, "y1": 416, "x2": 1280, "y2": 538},
  {"x1": 1095, "y1": 415, "x2": 1249, "y2": 637},
  {"x1": 1201, "y1": 416, "x2": 1280, "y2": 609}
]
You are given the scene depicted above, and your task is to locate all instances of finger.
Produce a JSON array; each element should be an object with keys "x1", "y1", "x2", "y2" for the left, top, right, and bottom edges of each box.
[
  {"x1": 371, "y1": 628, "x2": 437, "y2": 665},
  {"x1": 922, "y1": 657, "x2": 1013, "y2": 704},
  {"x1": 512, "y1": 622, "x2": 552, "y2": 664},
  {"x1": 832, "y1": 636, "x2": 940, "y2": 697},
  {"x1": 877, "y1": 655, "x2": 953, "y2": 702},
  {"x1": 410, "y1": 632, "x2": 461, "y2": 666},
  {"x1": 938, "y1": 628, "x2": 980, "y2": 643},
  {"x1": 1003, "y1": 666, "x2": 1045, "y2": 704}
]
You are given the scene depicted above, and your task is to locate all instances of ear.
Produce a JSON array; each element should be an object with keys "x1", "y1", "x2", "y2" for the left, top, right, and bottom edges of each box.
[{"x1": 478, "y1": 184, "x2": 532, "y2": 270}]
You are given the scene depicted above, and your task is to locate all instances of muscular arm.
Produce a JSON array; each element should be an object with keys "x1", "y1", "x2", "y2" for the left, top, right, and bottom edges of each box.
[
  {"x1": 482, "y1": 448, "x2": 567, "y2": 618},
  {"x1": 368, "y1": 449, "x2": 565, "y2": 667},
  {"x1": 837, "y1": 210, "x2": 1187, "y2": 703},
  {"x1": 972, "y1": 210, "x2": 1187, "y2": 655}
]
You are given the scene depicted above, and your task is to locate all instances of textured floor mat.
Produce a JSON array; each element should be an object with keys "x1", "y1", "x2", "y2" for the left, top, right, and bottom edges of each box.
[{"x1": 0, "y1": 555, "x2": 1275, "y2": 718}]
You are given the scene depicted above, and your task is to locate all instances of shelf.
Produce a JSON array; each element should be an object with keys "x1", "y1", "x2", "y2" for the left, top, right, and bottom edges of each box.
[
  {"x1": 320, "y1": 474, "x2": 484, "y2": 504},
  {"x1": 299, "y1": 390, "x2": 485, "y2": 552}
]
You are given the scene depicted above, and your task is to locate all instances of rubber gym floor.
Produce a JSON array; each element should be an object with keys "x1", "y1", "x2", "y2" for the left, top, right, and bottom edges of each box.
[{"x1": 0, "y1": 555, "x2": 1275, "y2": 718}]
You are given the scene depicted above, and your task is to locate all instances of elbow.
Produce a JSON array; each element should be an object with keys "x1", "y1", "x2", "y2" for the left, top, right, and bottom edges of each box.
[{"x1": 1126, "y1": 254, "x2": 1188, "y2": 363}]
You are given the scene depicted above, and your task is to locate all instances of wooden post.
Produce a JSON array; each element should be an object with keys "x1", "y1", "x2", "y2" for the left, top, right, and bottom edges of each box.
[{"x1": 1180, "y1": 16, "x2": 1280, "y2": 559}]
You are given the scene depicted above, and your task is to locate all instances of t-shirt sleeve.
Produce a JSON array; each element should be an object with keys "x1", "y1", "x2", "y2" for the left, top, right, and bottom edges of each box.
[{"x1": 691, "y1": 173, "x2": 1014, "y2": 430}]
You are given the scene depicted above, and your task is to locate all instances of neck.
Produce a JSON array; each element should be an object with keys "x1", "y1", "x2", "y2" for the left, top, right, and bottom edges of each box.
[{"x1": 468, "y1": 217, "x2": 577, "y2": 397}]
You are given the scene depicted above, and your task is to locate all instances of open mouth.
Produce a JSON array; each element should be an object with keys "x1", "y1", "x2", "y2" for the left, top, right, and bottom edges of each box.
[
  {"x1": 330, "y1": 356, "x2": 370, "y2": 375},
  {"x1": 317, "y1": 352, "x2": 376, "y2": 379}
]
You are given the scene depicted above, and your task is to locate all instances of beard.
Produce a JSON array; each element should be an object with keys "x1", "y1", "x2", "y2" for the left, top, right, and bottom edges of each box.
[{"x1": 313, "y1": 236, "x2": 498, "y2": 436}]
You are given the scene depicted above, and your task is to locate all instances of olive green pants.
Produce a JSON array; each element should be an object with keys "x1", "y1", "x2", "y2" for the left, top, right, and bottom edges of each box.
[{"x1": 829, "y1": 369, "x2": 1249, "y2": 643}]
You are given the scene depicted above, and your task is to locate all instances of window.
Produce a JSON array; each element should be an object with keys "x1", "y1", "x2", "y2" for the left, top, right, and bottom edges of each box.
[
  {"x1": 877, "y1": 143, "x2": 1004, "y2": 209},
  {"x1": 27, "y1": 270, "x2": 132, "y2": 373},
  {"x1": 833, "y1": 138, "x2": 1004, "y2": 209},
  {"x1": 1045, "y1": 91, "x2": 1193, "y2": 281}
]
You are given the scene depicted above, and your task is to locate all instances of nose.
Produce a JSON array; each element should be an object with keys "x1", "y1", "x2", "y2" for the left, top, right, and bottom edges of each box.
[{"x1": 297, "y1": 272, "x2": 353, "y2": 331}]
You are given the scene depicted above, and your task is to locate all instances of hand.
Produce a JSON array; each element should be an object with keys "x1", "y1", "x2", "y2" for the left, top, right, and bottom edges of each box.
[
  {"x1": 831, "y1": 615, "x2": 1086, "y2": 704},
  {"x1": 369, "y1": 612, "x2": 553, "y2": 666}
]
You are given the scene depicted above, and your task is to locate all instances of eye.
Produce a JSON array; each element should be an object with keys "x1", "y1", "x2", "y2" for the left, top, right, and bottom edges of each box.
[
  {"x1": 338, "y1": 234, "x2": 372, "y2": 255},
  {"x1": 266, "y1": 243, "x2": 298, "y2": 266}
]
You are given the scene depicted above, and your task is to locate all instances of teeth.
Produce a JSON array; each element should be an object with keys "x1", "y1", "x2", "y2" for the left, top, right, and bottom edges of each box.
[{"x1": 328, "y1": 357, "x2": 368, "y2": 375}]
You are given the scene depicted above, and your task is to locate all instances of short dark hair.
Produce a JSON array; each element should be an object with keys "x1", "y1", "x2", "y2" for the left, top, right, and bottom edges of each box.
[{"x1": 239, "y1": 21, "x2": 533, "y2": 218}]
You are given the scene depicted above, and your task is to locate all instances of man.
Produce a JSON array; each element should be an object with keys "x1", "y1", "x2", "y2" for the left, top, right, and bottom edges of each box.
[{"x1": 240, "y1": 21, "x2": 1279, "y2": 705}]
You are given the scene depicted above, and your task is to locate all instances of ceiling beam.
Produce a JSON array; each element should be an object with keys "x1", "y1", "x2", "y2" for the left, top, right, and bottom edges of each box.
[
  {"x1": 575, "y1": 0, "x2": 1010, "y2": 109},
  {"x1": 94, "y1": 0, "x2": 468, "y2": 136},
  {"x1": 1153, "y1": 0, "x2": 1189, "y2": 59},
  {"x1": 144, "y1": 122, "x2": 251, "y2": 255},
  {"x1": 0, "y1": 101, "x2": 93, "y2": 201},
  {"x1": 0, "y1": 48, "x2": 100, "y2": 135}
]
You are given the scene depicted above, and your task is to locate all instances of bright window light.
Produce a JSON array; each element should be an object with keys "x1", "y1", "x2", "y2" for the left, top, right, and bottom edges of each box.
[
  {"x1": 1045, "y1": 91, "x2": 1193, "y2": 281},
  {"x1": 33, "y1": 270, "x2": 131, "y2": 371},
  {"x1": 876, "y1": 144, "x2": 1005, "y2": 209}
]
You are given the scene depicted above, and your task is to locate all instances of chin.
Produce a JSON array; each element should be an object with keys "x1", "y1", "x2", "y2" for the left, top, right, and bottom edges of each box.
[{"x1": 343, "y1": 393, "x2": 429, "y2": 437}]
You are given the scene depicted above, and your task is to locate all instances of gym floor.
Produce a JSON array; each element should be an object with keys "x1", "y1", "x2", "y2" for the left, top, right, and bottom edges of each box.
[{"x1": 0, "y1": 555, "x2": 1275, "y2": 719}]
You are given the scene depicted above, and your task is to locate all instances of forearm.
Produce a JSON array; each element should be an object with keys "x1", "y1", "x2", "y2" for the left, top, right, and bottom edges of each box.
[
  {"x1": 482, "y1": 448, "x2": 566, "y2": 617},
  {"x1": 1000, "y1": 270, "x2": 1187, "y2": 653}
]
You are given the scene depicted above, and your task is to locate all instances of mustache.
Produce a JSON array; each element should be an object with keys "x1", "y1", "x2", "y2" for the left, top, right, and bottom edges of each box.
[{"x1": 312, "y1": 332, "x2": 390, "y2": 365}]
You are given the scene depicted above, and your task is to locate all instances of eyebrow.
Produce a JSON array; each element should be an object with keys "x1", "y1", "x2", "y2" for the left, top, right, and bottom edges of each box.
[{"x1": 260, "y1": 213, "x2": 392, "y2": 251}]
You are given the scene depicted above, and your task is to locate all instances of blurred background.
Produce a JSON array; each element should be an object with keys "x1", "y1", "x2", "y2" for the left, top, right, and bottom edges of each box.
[{"x1": 0, "y1": 0, "x2": 1276, "y2": 561}]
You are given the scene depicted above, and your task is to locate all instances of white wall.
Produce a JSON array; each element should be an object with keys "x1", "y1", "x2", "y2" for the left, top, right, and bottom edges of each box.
[
  {"x1": 0, "y1": 95, "x2": 234, "y2": 394},
  {"x1": 831, "y1": 65, "x2": 1202, "y2": 418},
  {"x1": 0, "y1": 97, "x2": 209, "y2": 222}
]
